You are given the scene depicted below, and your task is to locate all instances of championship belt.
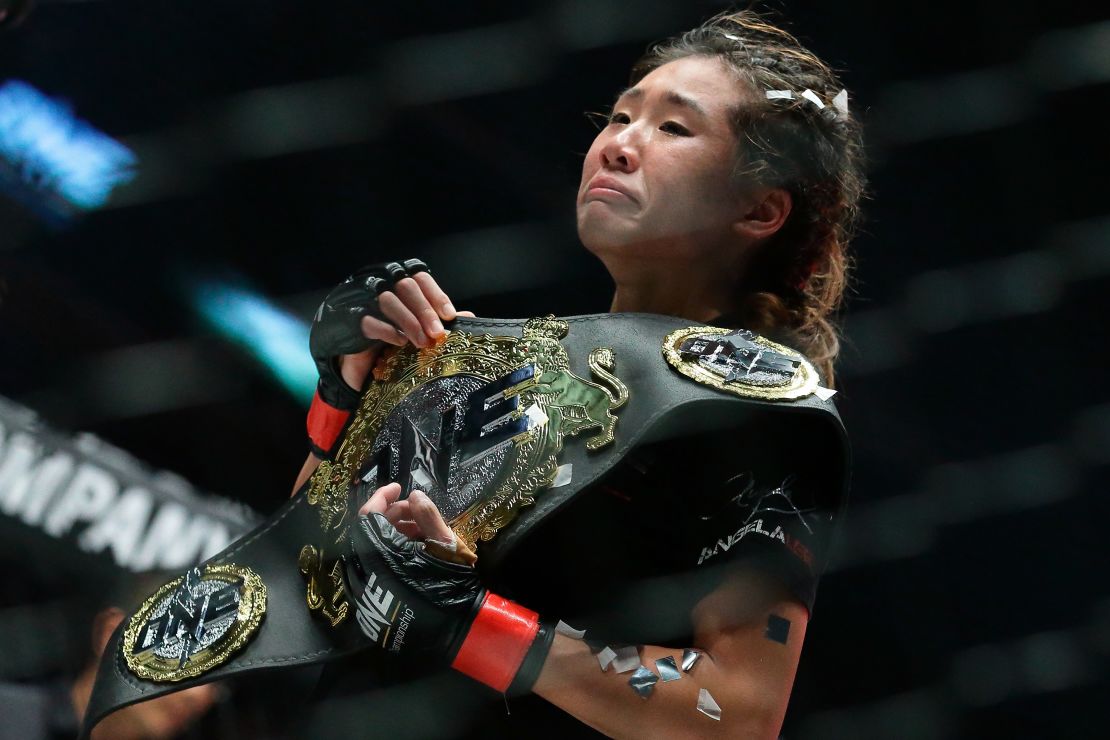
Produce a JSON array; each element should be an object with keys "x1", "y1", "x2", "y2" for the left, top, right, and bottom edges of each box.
[{"x1": 81, "y1": 313, "x2": 847, "y2": 737}]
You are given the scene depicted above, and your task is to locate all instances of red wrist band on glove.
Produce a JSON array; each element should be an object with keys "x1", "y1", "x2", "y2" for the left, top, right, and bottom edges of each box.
[
  {"x1": 306, "y1": 390, "x2": 351, "y2": 457},
  {"x1": 452, "y1": 593, "x2": 540, "y2": 692}
]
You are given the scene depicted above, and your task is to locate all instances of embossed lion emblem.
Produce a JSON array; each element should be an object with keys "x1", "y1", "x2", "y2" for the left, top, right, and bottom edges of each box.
[{"x1": 518, "y1": 317, "x2": 628, "y2": 450}]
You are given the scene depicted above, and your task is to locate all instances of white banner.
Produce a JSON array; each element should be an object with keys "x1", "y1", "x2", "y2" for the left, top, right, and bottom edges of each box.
[{"x1": 0, "y1": 396, "x2": 260, "y2": 573}]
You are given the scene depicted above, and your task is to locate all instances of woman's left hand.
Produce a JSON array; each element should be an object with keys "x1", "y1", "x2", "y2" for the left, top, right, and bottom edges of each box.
[{"x1": 359, "y1": 482, "x2": 476, "y2": 565}]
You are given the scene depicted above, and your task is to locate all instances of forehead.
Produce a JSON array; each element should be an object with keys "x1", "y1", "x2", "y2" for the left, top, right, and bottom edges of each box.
[{"x1": 621, "y1": 56, "x2": 747, "y2": 115}]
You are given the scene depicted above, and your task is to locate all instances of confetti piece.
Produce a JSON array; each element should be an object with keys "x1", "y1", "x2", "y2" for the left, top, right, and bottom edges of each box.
[
  {"x1": 765, "y1": 615, "x2": 791, "y2": 644},
  {"x1": 611, "y1": 646, "x2": 640, "y2": 674},
  {"x1": 629, "y1": 666, "x2": 659, "y2": 698},
  {"x1": 655, "y1": 656, "x2": 681, "y2": 682},
  {"x1": 697, "y1": 688, "x2": 722, "y2": 720},
  {"x1": 549, "y1": 463, "x2": 573, "y2": 489},
  {"x1": 800, "y1": 89, "x2": 825, "y2": 108},
  {"x1": 597, "y1": 646, "x2": 616, "y2": 671},
  {"x1": 555, "y1": 620, "x2": 585, "y2": 640},
  {"x1": 681, "y1": 649, "x2": 702, "y2": 672}
]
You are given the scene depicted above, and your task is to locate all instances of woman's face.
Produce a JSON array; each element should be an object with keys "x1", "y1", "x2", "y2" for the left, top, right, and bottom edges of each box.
[{"x1": 577, "y1": 55, "x2": 753, "y2": 266}]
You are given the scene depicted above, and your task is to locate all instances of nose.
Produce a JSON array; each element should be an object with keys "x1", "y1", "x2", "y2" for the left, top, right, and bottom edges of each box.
[{"x1": 599, "y1": 128, "x2": 639, "y2": 173}]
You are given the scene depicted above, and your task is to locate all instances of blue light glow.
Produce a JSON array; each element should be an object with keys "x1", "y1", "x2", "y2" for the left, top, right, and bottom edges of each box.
[
  {"x1": 191, "y1": 280, "x2": 316, "y2": 402},
  {"x1": 0, "y1": 80, "x2": 136, "y2": 212}
]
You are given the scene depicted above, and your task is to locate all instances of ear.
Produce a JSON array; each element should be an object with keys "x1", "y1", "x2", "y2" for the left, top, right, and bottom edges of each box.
[{"x1": 732, "y1": 188, "x2": 792, "y2": 242}]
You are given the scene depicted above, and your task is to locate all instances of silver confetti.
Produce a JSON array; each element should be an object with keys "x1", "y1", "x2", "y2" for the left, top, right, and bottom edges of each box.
[
  {"x1": 655, "y1": 656, "x2": 681, "y2": 682},
  {"x1": 696, "y1": 688, "x2": 722, "y2": 721},
  {"x1": 628, "y1": 666, "x2": 659, "y2": 699},
  {"x1": 611, "y1": 646, "x2": 640, "y2": 674},
  {"x1": 555, "y1": 620, "x2": 586, "y2": 640},
  {"x1": 681, "y1": 649, "x2": 702, "y2": 672},
  {"x1": 814, "y1": 386, "x2": 838, "y2": 401},
  {"x1": 832, "y1": 88, "x2": 849, "y2": 115},
  {"x1": 597, "y1": 646, "x2": 617, "y2": 671}
]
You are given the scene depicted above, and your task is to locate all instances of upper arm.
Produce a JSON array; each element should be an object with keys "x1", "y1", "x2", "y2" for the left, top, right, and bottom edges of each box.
[{"x1": 691, "y1": 566, "x2": 810, "y2": 738}]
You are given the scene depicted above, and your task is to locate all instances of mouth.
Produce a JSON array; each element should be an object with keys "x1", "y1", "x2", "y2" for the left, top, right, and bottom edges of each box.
[{"x1": 583, "y1": 176, "x2": 637, "y2": 204}]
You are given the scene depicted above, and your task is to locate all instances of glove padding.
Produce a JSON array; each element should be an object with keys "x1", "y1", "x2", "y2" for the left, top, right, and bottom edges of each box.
[
  {"x1": 309, "y1": 259, "x2": 429, "y2": 411},
  {"x1": 343, "y1": 513, "x2": 553, "y2": 693},
  {"x1": 344, "y1": 512, "x2": 482, "y2": 660}
]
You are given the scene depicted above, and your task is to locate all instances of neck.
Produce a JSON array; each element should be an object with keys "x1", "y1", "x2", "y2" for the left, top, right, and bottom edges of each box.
[{"x1": 608, "y1": 271, "x2": 739, "y2": 322}]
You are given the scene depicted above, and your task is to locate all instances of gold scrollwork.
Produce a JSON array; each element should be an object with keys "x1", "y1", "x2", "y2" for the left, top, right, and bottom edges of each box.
[{"x1": 298, "y1": 544, "x2": 348, "y2": 627}]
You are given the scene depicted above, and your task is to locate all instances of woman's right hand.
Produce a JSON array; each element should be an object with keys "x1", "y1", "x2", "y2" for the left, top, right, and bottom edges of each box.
[{"x1": 306, "y1": 259, "x2": 472, "y2": 460}]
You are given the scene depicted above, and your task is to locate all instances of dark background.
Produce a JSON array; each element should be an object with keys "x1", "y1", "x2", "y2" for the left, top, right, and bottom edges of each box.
[{"x1": 2, "y1": 1, "x2": 1109, "y2": 737}]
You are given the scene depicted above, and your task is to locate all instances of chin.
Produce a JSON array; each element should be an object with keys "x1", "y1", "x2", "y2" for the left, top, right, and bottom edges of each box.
[
  {"x1": 579, "y1": 229, "x2": 629, "y2": 260},
  {"x1": 577, "y1": 213, "x2": 638, "y2": 257}
]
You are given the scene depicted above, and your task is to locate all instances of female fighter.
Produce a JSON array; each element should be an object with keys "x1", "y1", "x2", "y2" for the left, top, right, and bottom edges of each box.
[{"x1": 298, "y1": 10, "x2": 864, "y2": 738}]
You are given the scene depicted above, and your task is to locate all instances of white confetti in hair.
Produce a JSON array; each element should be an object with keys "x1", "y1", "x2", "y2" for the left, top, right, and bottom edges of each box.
[
  {"x1": 800, "y1": 89, "x2": 825, "y2": 109},
  {"x1": 765, "y1": 90, "x2": 794, "y2": 101},
  {"x1": 832, "y1": 88, "x2": 849, "y2": 115}
]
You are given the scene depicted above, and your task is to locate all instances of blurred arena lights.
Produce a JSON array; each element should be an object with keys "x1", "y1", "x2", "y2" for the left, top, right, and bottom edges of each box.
[
  {"x1": 190, "y1": 279, "x2": 316, "y2": 403},
  {"x1": 0, "y1": 80, "x2": 135, "y2": 221}
]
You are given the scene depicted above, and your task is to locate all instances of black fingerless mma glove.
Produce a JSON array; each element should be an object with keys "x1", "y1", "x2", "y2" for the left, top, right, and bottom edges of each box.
[
  {"x1": 344, "y1": 513, "x2": 555, "y2": 694},
  {"x1": 306, "y1": 259, "x2": 428, "y2": 458}
]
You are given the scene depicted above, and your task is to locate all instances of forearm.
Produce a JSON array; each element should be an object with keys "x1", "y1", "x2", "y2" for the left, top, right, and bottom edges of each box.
[
  {"x1": 532, "y1": 634, "x2": 783, "y2": 740},
  {"x1": 292, "y1": 452, "x2": 323, "y2": 496}
]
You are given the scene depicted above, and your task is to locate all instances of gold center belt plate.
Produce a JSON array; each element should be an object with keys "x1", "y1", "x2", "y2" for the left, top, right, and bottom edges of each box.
[{"x1": 299, "y1": 316, "x2": 629, "y2": 628}]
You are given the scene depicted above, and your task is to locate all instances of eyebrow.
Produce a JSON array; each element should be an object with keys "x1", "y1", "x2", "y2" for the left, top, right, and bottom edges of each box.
[{"x1": 615, "y1": 86, "x2": 709, "y2": 120}]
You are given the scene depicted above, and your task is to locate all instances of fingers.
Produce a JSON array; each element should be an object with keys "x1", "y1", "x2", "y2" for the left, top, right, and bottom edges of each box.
[
  {"x1": 391, "y1": 277, "x2": 446, "y2": 344},
  {"x1": 411, "y1": 271, "x2": 457, "y2": 320},
  {"x1": 378, "y1": 291, "x2": 435, "y2": 348},
  {"x1": 363, "y1": 267, "x2": 460, "y2": 348},
  {"x1": 361, "y1": 315, "x2": 408, "y2": 346},
  {"x1": 359, "y1": 482, "x2": 403, "y2": 516},
  {"x1": 392, "y1": 520, "x2": 425, "y2": 540},
  {"x1": 408, "y1": 490, "x2": 456, "y2": 544},
  {"x1": 359, "y1": 486, "x2": 454, "y2": 545},
  {"x1": 382, "y1": 499, "x2": 412, "y2": 525},
  {"x1": 370, "y1": 300, "x2": 471, "y2": 348}
]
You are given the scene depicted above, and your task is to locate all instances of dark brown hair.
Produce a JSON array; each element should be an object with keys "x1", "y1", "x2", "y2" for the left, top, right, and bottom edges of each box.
[{"x1": 631, "y1": 10, "x2": 866, "y2": 385}]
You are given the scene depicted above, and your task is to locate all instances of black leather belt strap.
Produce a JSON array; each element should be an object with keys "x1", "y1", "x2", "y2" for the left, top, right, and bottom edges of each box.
[
  {"x1": 81, "y1": 312, "x2": 847, "y2": 737},
  {"x1": 456, "y1": 314, "x2": 848, "y2": 568},
  {"x1": 81, "y1": 485, "x2": 364, "y2": 737}
]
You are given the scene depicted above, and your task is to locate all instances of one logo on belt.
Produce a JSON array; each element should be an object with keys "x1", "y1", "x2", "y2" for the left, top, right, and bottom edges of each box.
[
  {"x1": 123, "y1": 562, "x2": 266, "y2": 682},
  {"x1": 662, "y1": 326, "x2": 818, "y2": 401}
]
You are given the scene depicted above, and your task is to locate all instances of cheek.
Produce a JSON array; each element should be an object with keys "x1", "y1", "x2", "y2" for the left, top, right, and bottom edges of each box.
[
  {"x1": 669, "y1": 158, "x2": 739, "y2": 216},
  {"x1": 579, "y1": 142, "x2": 603, "y2": 189}
]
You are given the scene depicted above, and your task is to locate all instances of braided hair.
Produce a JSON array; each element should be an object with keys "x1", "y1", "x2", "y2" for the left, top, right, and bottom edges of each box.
[{"x1": 631, "y1": 10, "x2": 866, "y2": 386}]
